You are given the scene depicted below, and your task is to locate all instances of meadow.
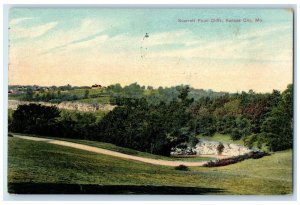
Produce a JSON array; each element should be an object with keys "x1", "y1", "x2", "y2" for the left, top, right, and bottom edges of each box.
[{"x1": 8, "y1": 136, "x2": 293, "y2": 195}]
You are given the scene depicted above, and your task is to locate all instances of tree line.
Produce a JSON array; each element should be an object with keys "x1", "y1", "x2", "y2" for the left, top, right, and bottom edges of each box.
[{"x1": 12, "y1": 82, "x2": 228, "y2": 105}]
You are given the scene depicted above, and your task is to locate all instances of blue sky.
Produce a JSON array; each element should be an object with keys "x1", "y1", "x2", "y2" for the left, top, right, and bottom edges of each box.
[{"x1": 9, "y1": 8, "x2": 293, "y2": 92}]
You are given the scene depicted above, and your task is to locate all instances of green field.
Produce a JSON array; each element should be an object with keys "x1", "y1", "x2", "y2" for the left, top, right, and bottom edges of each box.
[
  {"x1": 197, "y1": 133, "x2": 245, "y2": 145},
  {"x1": 77, "y1": 96, "x2": 111, "y2": 104},
  {"x1": 8, "y1": 88, "x2": 109, "y2": 104},
  {"x1": 8, "y1": 136, "x2": 293, "y2": 194},
  {"x1": 60, "y1": 88, "x2": 105, "y2": 96}
]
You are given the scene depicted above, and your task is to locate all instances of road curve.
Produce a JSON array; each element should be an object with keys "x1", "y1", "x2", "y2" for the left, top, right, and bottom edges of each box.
[{"x1": 14, "y1": 135, "x2": 212, "y2": 167}]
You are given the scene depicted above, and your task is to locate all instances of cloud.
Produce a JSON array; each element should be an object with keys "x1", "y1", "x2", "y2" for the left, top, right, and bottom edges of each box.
[
  {"x1": 146, "y1": 24, "x2": 293, "y2": 64},
  {"x1": 59, "y1": 34, "x2": 109, "y2": 53},
  {"x1": 40, "y1": 18, "x2": 105, "y2": 55},
  {"x1": 10, "y1": 21, "x2": 58, "y2": 39},
  {"x1": 9, "y1": 17, "x2": 33, "y2": 26}
]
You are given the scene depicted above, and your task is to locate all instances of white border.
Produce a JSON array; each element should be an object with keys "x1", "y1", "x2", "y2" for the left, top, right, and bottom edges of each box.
[{"x1": 1, "y1": 1, "x2": 299, "y2": 204}]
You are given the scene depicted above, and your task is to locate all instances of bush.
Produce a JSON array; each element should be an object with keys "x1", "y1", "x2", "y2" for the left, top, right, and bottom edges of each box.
[
  {"x1": 8, "y1": 133, "x2": 14, "y2": 137},
  {"x1": 175, "y1": 165, "x2": 189, "y2": 171},
  {"x1": 243, "y1": 134, "x2": 259, "y2": 148},
  {"x1": 10, "y1": 104, "x2": 60, "y2": 135},
  {"x1": 217, "y1": 143, "x2": 224, "y2": 155},
  {"x1": 230, "y1": 128, "x2": 241, "y2": 140},
  {"x1": 204, "y1": 152, "x2": 268, "y2": 167},
  {"x1": 266, "y1": 133, "x2": 292, "y2": 152},
  {"x1": 243, "y1": 132, "x2": 289, "y2": 152}
]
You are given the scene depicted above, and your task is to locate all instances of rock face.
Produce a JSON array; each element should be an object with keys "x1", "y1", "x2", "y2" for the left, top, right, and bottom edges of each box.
[
  {"x1": 194, "y1": 140, "x2": 252, "y2": 156},
  {"x1": 171, "y1": 140, "x2": 253, "y2": 157},
  {"x1": 8, "y1": 100, "x2": 116, "y2": 112}
]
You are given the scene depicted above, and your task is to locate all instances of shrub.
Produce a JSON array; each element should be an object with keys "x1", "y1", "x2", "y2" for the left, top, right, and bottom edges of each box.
[
  {"x1": 175, "y1": 165, "x2": 189, "y2": 171},
  {"x1": 217, "y1": 143, "x2": 225, "y2": 155},
  {"x1": 243, "y1": 134, "x2": 258, "y2": 148},
  {"x1": 243, "y1": 132, "x2": 288, "y2": 152},
  {"x1": 10, "y1": 104, "x2": 60, "y2": 135},
  {"x1": 230, "y1": 128, "x2": 241, "y2": 140},
  {"x1": 204, "y1": 151, "x2": 269, "y2": 167}
]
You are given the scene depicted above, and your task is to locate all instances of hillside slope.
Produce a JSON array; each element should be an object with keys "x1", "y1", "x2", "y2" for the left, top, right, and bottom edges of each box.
[{"x1": 8, "y1": 137, "x2": 293, "y2": 194}]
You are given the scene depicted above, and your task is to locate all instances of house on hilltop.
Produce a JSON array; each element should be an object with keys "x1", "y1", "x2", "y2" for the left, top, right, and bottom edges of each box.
[{"x1": 91, "y1": 84, "x2": 106, "y2": 89}]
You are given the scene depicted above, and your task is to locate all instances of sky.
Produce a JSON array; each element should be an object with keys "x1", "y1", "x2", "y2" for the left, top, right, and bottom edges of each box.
[{"x1": 8, "y1": 8, "x2": 293, "y2": 92}]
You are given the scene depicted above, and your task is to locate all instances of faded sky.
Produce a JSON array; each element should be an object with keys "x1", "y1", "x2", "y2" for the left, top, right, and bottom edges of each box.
[{"x1": 9, "y1": 8, "x2": 293, "y2": 92}]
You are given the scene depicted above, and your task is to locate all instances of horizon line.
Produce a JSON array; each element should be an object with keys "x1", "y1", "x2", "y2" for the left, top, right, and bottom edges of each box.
[{"x1": 8, "y1": 82, "x2": 293, "y2": 94}]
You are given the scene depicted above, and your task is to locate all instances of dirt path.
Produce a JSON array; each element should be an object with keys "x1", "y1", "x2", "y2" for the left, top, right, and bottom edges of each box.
[{"x1": 15, "y1": 135, "x2": 218, "y2": 167}]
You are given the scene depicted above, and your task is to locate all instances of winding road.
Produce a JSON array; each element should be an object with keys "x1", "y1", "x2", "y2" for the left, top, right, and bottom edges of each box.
[{"x1": 14, "y1": 134, "x2": 220, "y2": 167}]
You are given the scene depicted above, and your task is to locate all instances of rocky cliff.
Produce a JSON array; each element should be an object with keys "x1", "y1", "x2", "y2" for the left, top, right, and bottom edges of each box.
[
  {"x1": 8, "y1": 100, "x2": 116, "y2": 112},
  {"x1": 171, "y1": 140, "x2": 254, "y2": 157},
  {"x1": 194, "y1": 140, "x2": 252, "y2": 156}
]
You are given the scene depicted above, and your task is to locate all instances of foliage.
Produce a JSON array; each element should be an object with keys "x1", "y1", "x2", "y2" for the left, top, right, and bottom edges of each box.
[
  {"x1": 9, "y1": 83, "x2": 294, "y2": 154},
  {"x1": 25, "y1": 88, "x2": 33, "y2": 100},
  {"x1": 10, "y1": 104, "x2": 60, "y2": 135},
  {"x1": 204, "y1": 151, "x2": 268, "y2": 167},
  {"x1": 8, "y1": 109, "x2": 14, "y2": 131},
  {"x1": 174, "y1": 165, "x2": 189, "y2": 171},
  {"x1": 97, "y1": 93, "x2": 195, "y2": 156},
  {"x1": 261, "y1": 85, "x2": 293, "y2": 151},
  {"x1": 84, "y1": 89, "x2": 89, "y2": 99},
  {"x1": 189, "y1": 106, "x2": 216, "y2": 136},
  {"x1": 217, "y1": 143, "x2": 225, "y2": 155},
  {"x1": 230, "y1": 117, "x2": 251, "y2": 140},
  {"x1": 55, "y1": 110, "x2": 98, "y2": 140}
]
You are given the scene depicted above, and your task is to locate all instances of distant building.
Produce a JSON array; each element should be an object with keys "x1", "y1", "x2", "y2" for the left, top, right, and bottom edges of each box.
[
  {"x1": 8, "y1": 89, "x2": 15, "y2": 94},
  {"x1": 92, "y1": 84, "x2": 105, "y2": 89}
]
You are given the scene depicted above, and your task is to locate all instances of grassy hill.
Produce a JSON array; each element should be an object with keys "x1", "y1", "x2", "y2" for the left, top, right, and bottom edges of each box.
[
  {"x1": 30, "y1": 135, "x2": 212, "y2": 162},
  {"x1": 197, "y1": 133, "x2": 244, "y2": 145},
  {"x1": 8, "y1": 136, "x2": 293, "y2": 195}
]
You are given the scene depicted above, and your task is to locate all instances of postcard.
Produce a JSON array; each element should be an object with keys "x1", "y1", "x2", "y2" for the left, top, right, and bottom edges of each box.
[{"x1": 7, "y1": 7, "x2": 294, "y2": 195}]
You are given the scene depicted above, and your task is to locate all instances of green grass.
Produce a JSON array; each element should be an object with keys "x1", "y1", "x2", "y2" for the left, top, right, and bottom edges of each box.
[
  {"x1": 197, "y1": 133, "x2": 244, "y2": 145},
  {"x1": 8, "y1": 137, "x2": 293, "y2": 194},
  {"x1": 77, "y1": 96, "x2": 111, "y2": 104},
  {"x1": 8, "y1": 94, "x2": 26, "y2": 100},
  {"x1": 55, "y1": 138, "x2": 212, "y2": 162},
  {"x1": 12, "y1": 134, "x2": 213, "y2": 162},
  {"x1": 61, "y1": 88, "x2": 105, "y2": 96},
  {"x1": 8, "y1": 109, "x2": 14, "y2": 119},
  {"x1": 8, "y1": 88, "x2": 108, "y2": 103}
]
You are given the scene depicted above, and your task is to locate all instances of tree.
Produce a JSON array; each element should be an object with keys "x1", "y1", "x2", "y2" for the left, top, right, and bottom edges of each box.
[
  {"x1": 176, "y1": 85, "x2": 194, "y2": 105},
  {"x1": 123, "y1": 83, "x2": 144, "y2": 98},
  {"x1": 96, "y1": 87, "x2": 195, "y2": 156},
  {"x1": 25, "y1": 87, "x2": 33, "y2": 100},
  {"x1": 213, "y1": 99, "x2": 242, "y2": 135},
  {"x1": 261, "y1": 84, "x2": 293, "y2": 151},
  {"x1": 84, "y1": 89, "x2": 89, "y2": 99},
  {"x1": 217, "y1": 143, "x2": 225, "y2": 155},
  {"x1": 242, "y1": 90, "x2": 281, "y2": 133},
  {"x1": 57, "y1": 111, "x2": 97, "y2": 140},
  {"x1": 190, "y1": 107, "x2": 216, "y2": 136},
  {"x1": 11, "y1": 104, "x2": 60, "y2": 135},
  {"x1": 230, "y1": 117, "x2": 251, "y2": 140}
]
